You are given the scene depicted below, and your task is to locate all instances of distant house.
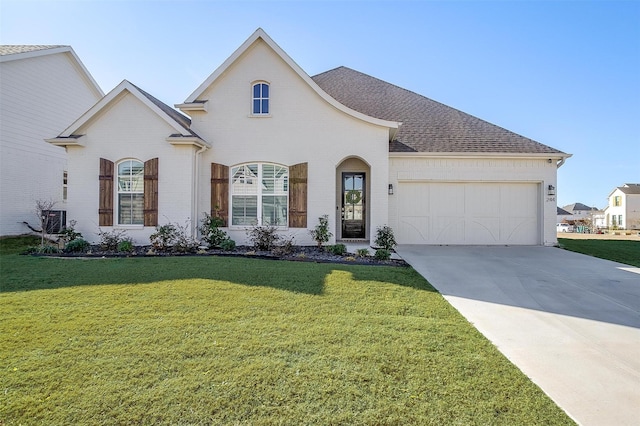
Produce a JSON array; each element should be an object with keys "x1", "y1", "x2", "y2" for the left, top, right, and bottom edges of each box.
[
  {"x1": 557, "y1": 206, "x2": 572, "y2": 224},
  {"x1": 561, "y1": 202, "x2": 605, "y2": 231},
  {"x1": 604, "y1": 184, "x2": 640, "y2": 230},
  {"x1": 0, "y1": 45, "x2": 103, "y2": 235},
  {"x1": 47, "y1": 29, "x2": 571, "y2": 246}
]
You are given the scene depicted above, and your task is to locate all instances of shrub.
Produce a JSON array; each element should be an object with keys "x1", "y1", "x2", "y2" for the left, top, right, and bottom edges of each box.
[
  {"x1": 310, "y1": 215, "x2": 332, "y2": 248},
  {"x1": 356, "y1": 248, "x2": 370, "y2": 257},
  {"x1": 98, "y1": 229, "x2": 130, "y2": 251},
  {"x1": 374, "y1": 248, "x2": 391, "y2": 261},
  {"x1": 150, "y1": 224, "x2": 178, "y2": 252},
  {"x1": 220, "y1": 239, "x2": 236, "y2": 251},
  {"x1": 150, "y1": 221, "x2": 198, "y2": 253},
  {"x1": 26, "y1": 244, "x2": 60, "y2": 254},
  {"x1": 328, "y1": 243, "x2": 347, "y2": 256},
  {"x1": 59, "y1": 220, "x2": 83, "y2": 243},
  {"x1": 117, "y1": 239, "x2": 134, "y2": 253},
  {"x1": 272, "y1": 235, "x2": 295, "y2": 256},
  {"x1": 64, "y1": 238, "x2": 90, "y2": 253},
  {"x1": 374, "y1": 226, "x2": 397, "y2": 251},
  {"x1": 199, "y1": 212, "x2": 230, "y2": 248},
  {"x1": 247, "y1": 224, "x2": 281, "y2": 251}
]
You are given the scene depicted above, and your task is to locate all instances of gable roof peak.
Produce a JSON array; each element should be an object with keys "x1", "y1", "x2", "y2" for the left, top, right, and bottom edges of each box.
[
  {"x1": 180, "y1": 29, "x2": 399, "y2": 136},
  {"x1": 54, "y1": 80, "x2": 202, "y2": 142}
]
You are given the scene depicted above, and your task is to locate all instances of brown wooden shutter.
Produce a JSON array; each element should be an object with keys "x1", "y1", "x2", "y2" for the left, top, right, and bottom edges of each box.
[
  {"x1": 289, "y1": 162, "x2": 308, "y2": 228},
  {"x1": 211, "y1": 163, "x2": 229, "y2": 226},
  {"x1": 144, "y1": 158, "x2": 159, "y2": 226},
  {"x1": 98, "y1": 158, "x2": 114, "y2": 226}
]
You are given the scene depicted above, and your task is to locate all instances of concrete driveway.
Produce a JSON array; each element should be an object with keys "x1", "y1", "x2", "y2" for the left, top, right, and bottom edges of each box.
[{"x1": 396, "y1": 245, "x2": 640, "y2": 426}]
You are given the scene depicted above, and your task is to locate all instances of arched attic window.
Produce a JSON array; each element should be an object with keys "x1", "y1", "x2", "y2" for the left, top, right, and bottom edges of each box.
[{"x1": 252, "y1": 82, "x2": 270, "y2": 115}]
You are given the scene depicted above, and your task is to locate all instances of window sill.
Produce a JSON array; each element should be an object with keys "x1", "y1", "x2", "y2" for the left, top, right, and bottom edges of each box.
[
  {"x1": 248, "y1": 114, "x2": 272, "y2": 118},
  {"x1": 114, "y1": 225, "x2": 145, "y2": 230}
]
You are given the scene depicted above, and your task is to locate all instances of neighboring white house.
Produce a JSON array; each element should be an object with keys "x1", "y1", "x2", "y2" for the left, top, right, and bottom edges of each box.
[
  {"x1": 0, "y1": 45, "x2": 103, "y2": 235},
  {"x1": 48, "y1": 29, "x2": 571, "y2": 246},
  {"x1": 604, "y1": 184, "x2": 640, "y2": 230}
]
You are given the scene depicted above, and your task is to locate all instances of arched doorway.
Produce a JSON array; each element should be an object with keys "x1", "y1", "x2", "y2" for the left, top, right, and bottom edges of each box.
[{"x1": 336, "y1": 157, "x2": 370, "y2": 241}]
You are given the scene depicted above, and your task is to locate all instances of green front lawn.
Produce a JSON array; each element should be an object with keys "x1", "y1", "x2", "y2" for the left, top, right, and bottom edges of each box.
[
  {"x1": 558, "y1": 238, "x2": 640, "y2": 267},
  {"x1": 1, "y1": 237, "x2": 573, "y2": 425}
]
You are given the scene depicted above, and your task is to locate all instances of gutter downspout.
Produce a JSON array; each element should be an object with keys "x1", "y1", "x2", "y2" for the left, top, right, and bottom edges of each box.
[{"x1": 193, "y1": 144, "x2": 208, "y2": 240}]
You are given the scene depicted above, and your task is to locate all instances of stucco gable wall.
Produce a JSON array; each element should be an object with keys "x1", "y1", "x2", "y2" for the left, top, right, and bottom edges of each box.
[
  {"x1": 67, "y1": 93, "x2": 196, "y2": 244},
  {"x1": 0, "y1": 52, "x2": 102, "y2": 235},
  {"x1": 190, "y1": 40, "x2": 390, "y2": 245}
]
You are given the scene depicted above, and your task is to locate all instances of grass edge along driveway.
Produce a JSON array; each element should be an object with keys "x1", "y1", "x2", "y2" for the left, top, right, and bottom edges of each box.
[{"x1": 1, "y1": 237, "x2": 573, "y2": 425}]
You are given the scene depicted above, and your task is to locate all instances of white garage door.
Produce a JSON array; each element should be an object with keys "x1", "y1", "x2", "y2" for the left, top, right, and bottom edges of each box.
[{"x1": 397, "y1": 182, "x2": 540, "y2": 245}]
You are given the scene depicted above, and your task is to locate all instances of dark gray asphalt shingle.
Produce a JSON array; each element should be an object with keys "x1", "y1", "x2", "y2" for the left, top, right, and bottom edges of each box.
[
  {"x1": 312, "y1": 66, "x2": 566, "y2": 155},
  {"x1": 128, "y1": 81, "x2": 201, "y2": 138}
]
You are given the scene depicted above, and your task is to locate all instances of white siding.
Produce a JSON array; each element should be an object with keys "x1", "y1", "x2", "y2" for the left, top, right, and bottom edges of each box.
[
  {"x1": 189, "y1": 39, "x2": 390, "y2": 245},
  {"x1": 0, "y1": 51, "x2": 101, "y2": 235},
  {"x1": 389, "y1": 156, "x2": 558, "y2": 246}
]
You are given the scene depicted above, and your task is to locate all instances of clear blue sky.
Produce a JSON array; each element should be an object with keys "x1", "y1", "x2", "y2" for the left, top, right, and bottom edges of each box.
[{"x1": 2, "y1": 0, "x2": 638, "y2": 209}]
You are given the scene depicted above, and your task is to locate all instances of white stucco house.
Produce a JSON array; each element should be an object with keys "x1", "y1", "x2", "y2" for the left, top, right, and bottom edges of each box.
[
  {"x1": 604, "y1": 184, "x2": 640, "y2": 230},
  {"x1": 0, "y1": 45, "x2": 104, "y2": 236},
  {"x1": 48, "y1": 29, "x2": 570, "y2": 247}
]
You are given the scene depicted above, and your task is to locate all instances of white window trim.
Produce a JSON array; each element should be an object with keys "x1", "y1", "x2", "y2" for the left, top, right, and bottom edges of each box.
[
  {"x1": 250, "y1": 81, "x2": 271, "y2": 117},
  {"x1": 229, "y1": 162, "x2": 289, "y2": 229},
  {"x1": 116, "y1": 158, "x2": 144, "y2": 226}
]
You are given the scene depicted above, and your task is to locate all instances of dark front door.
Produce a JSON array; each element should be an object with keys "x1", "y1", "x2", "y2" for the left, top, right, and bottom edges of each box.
[{"x1": 342, "y1": 173, "x2": 365, "y2": 239}]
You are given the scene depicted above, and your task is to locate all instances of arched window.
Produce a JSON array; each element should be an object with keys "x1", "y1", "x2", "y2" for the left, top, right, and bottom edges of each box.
[
  {"x1": 117, "y1": 159, "x2": 144, "y2": 225},
  {"x1": 252, "y1": 82, "x2": 269, "y2": 115},
  {"x1": 231, "y1": 163, "x2": 288, "y2": 226}
]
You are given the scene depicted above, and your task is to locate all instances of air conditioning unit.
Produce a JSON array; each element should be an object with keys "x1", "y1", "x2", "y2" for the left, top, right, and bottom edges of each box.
[{"x1": 42, "y1": 210, "x2": 66, "y2": 234}]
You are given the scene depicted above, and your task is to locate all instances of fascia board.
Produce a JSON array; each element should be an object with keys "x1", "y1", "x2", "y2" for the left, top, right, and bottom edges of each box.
[
  {"x1": 45, "y1": 135, "x2": 85, "y2": 147},
  {"x1": 64, "y1": 48, "x2": 105, "y2": 97},
  {"x1": 183, "y1": 28, "x2": 399, "y2": 132},
  {"x1": 389, "y1": 151, "x2": 573, "y2": 160},
  {"x1": 166, "y1": 136, "x2": 211, "y2": 148}
]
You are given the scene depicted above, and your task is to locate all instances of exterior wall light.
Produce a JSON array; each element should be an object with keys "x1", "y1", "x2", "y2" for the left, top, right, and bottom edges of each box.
[
  {"x1": 548, "y1": 185, "x2": 556, "y2": 196},
  {"x1": 388, "y1": 184, "x2": 394, "y2": 195}
]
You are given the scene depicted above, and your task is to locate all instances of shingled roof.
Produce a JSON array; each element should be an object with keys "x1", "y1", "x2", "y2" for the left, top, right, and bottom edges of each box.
[
  {"x1": 312, "y1": 66, "x2": 566, "y2": 155},
  {"x1": 0, "y1": 45, "x2": 66, "y2": 56}
]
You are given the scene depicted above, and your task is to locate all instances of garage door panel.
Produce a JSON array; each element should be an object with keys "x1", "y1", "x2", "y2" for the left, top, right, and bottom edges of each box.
[
  {"x1": 398, "y1": 182, "x2": 539, "y2": 245},
  {"x1": 399, "y1": 216, "x2": 430, "y2": 244},
  {"x1": 433, "y1": 216, "x2": 465, "y2": 244},
  {"x1": 468, "y1": 218, "x2": 500, "y2": 244}
]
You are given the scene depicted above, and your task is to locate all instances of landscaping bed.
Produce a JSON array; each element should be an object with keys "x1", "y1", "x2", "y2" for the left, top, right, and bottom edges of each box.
[{"x1": 33, "y1": 244, "x2": 408, "y2": 267}]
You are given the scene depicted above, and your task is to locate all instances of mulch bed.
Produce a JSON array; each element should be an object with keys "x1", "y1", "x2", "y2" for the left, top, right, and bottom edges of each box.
[{"x1": 37, "y1": 245, "x2": 409, "y2": 267}]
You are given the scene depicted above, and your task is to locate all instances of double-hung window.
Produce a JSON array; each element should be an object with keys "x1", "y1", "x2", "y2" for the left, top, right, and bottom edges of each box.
[
  {"x1": 231, "y1": 163, "x2": 288, "y2": 226},
  {"x1": 117, "y1": 159, "x2": 144, "y2": 225},
  {"x1": 252, "y1": 82, "x2": 269, "y2": 115}
]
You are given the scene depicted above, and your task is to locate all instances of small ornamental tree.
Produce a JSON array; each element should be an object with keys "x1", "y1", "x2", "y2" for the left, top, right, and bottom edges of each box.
[
  {"x1": 374, "y1": 225, "x2": 397, "y2": 251},
  {"x1": 310, "y1": 215, "x2": 332, "y2": 249}
]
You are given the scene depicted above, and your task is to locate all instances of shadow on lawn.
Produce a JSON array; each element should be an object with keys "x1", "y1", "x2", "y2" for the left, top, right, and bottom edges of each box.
[{"x1": 0, "y1": 254, "x2": 437, "y2": 295}]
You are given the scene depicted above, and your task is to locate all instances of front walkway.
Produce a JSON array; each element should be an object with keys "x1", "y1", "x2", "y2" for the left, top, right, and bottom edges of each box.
[{"x1": 396, "y1": 245, "x2": 640, "y2": 426}]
